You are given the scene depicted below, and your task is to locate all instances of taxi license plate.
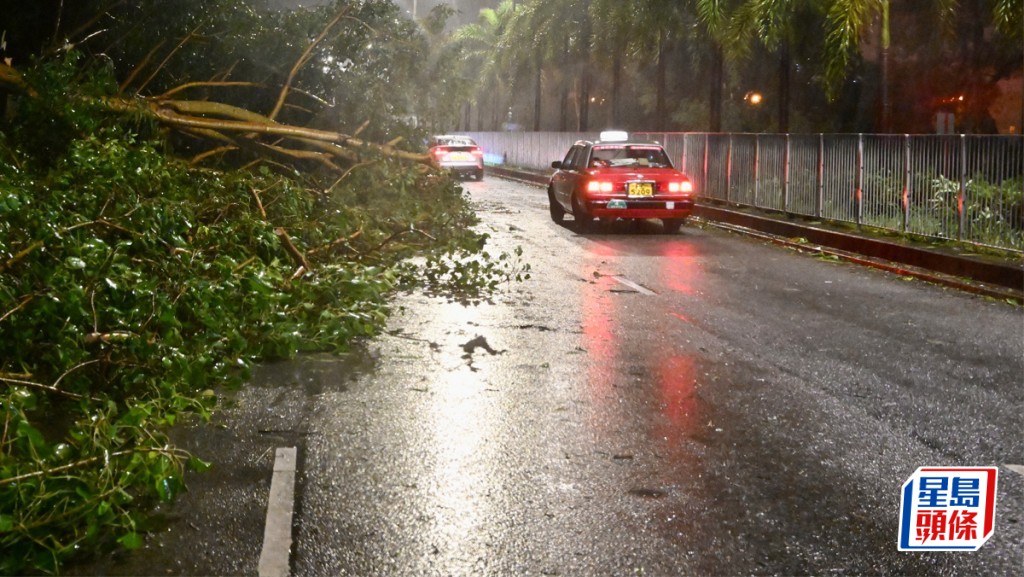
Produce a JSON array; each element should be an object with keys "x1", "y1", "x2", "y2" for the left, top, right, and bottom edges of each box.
[{"x1": 627, "y1": 182, "x2": 653, "y2": 197}]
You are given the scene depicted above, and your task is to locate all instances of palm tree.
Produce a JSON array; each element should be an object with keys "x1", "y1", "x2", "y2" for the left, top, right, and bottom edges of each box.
[
  {"x1": 729, "y1": 0, "x2": 827, "y2": 132},
  {"x1": 451, "y1": 0, "x2": 520, "y2": 130},
  {"x1": 496, "y1": 0, "x2": 596, "y2": 131},
  {"x1": 632, "y1": 0, "x2": 694, "y2": 128},
  {"x1": 695, "y1": 0, "x2": 739, "y2": 132},
  {"x1": 823, "y1": 0, "x2": 891, "y2": 131},
  {"x1": 591, "y1": 0, "x2": 638, "y2": 126},
  {"x1": 494, "y1": 1, "x2": 552, "y2": 131}
]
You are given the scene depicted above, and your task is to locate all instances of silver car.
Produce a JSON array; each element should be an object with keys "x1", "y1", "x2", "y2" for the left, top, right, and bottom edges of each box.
[{"x1": 429, "y1": 135, "x2": 484, "y2": 180}]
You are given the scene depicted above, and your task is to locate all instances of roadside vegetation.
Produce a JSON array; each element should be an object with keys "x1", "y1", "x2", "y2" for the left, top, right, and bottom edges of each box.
[{"x1": 0, "y1": 1, "x2": 527, "y2": 573}]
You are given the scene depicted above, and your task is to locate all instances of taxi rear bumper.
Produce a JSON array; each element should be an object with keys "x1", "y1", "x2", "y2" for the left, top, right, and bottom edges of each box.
[{"x1": 586, "y1": 197, "x2": 694, "y2": 219}]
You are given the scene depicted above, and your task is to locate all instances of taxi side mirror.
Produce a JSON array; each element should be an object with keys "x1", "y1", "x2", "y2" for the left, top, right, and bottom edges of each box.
[{"x1": 551, "y1": 161, "x2": 562, "y2": 169}]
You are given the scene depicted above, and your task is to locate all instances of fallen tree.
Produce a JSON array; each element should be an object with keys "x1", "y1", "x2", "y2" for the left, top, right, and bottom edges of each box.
[
  {"x1": 0, "y1": 3, "x2": 526, "y2": 574},
  {"x1": 0, "y1": 4, "x2": 434, "y2": 177}
]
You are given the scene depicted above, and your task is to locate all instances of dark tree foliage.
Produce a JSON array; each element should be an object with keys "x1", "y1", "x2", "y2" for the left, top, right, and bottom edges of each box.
[{"x1": 2, "y1": 0, "x2": 463, "y2": 144}]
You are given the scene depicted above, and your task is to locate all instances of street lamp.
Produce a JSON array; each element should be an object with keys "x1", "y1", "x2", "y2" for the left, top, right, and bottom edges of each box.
[{"x1": 744, "y1": 91, "x2": 763, "y2": 106}]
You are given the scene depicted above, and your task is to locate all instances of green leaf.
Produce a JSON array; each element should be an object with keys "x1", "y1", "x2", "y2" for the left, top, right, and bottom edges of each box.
[
  {"x1": 15, "y1": 421, "x2": 47, "y2": 451},
  {"x1": 10, "y1": 388, "x2": 37, "y2": 410},
  {"x1": 117, "y1": 532, "x2": 143, "y2": 550},
  {"x1": 155, "y1": 475, "x2": 181, "y2": 503},
  {"x1": 188, "y1": 456, "x2": 212, "y2": 473},
  {"x1": 65, "y1": 257, "x2": 88, "y2": 270}
]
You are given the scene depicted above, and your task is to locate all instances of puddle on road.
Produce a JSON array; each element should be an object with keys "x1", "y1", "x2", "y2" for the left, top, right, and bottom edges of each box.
[{"x1": 248, "y1": 346, "x2": 380, "y2": 397}]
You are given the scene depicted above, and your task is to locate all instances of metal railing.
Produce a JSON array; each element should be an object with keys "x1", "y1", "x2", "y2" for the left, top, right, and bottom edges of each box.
[{"x1": 461, "y1": 131, "x2": 1024, "y2": 252}]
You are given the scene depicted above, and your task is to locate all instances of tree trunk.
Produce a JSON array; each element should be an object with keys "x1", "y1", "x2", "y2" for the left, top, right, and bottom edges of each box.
[
  {"x1": 579, "y1": 0, "x2": 592, "y2": 132},
  {"x1": 612, "y1": 49, "x2": 622, "y2": 127},
  {"x1": 0, "y1": 62, "x2": 431, "y2": 173},
  {"x1": 656, "y1": 29, "x2": 666, "y2": 128},
  {"x1": 580, "y1": 70, "x2": 590, "y2": 132},
  {"x1": 491, "y1": 87, "x2": 500, "y2": 130},
  {"x1": 778, "y1": 39, "x2": 790, "y2": 133},
  {"x1": 709, "y1": 41, "x2": 723, "y2": 132},
  {"x1": 533, "y1": 47, "x2": 542, "y2": 131},
  {"x1": 560, "y1": 80, "x2": 569, "y2": 131},
  {"x1": 560, "y1": 37, "x2": 570, "y2": 131},
  {"x1": 879, "y1": 1, "x2": 891, "y2": 132}
]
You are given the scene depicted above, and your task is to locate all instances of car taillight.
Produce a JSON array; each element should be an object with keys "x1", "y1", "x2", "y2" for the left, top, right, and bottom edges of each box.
[
  {"x1": 586, "y1": 180, "x2": 615, "y2": 193},
  {"x1": 471, "y1": 146, "x2": 483, "y2": 156},
  {"x1": 432, "y1": 147, "x2": 448, "y2": 158},
  {"x1": 668, "y1": 181, "x2": 693, "y2": 193}
]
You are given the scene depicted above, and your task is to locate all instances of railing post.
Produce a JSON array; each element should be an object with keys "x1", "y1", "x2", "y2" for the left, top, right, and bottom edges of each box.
[
  {"x1": 816, "y1": 134, "x2": 824, "y2": 218},
  {"x1": 902, "y1": 135, "x2": 911, "y2": 233},
  {"x1": 681, "y1": 133, "x2": 687, "y2": 174},
  {"x1": 703, "y1": 133, "x2": 710, "y2": 199},
  {"x1": 958, "y1": 134, "x2": 967, "y2": 241},
  {"x1": 783, "y1": 134, "x2": 791, "y2": 213},
  {"x1": 726, "y1": 135, "x2": 733, "y2": 204},
  {"x1": 754, "y1": 135, "x2": 761, "y2": 208},
  {"x1": 856, "y1": 133, "x2": 864, "y2": 225}
]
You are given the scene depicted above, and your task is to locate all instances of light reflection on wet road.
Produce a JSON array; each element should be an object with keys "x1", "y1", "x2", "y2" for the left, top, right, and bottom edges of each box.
[
  {"x1": 67, "y1": 177, "x2": 1023, "y2": 576},
  {"x1": 299, "y1": 178, "x2": 1023, "y2": 576}
]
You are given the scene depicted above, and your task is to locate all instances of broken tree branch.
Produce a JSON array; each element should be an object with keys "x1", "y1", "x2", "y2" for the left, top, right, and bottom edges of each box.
[
  {"x1": 248, "y1": 185, "x2": 268, "y2": 220},
  {"x1": 0, "y1": 295, "x2": 35, "y2": 325},
  {"x1": 119, "y1": 39, "x2": 166, "y2": 96},
  {"x1": 307, "y1": 229, "x2": 363, "y2": 258},
  {"x1": 275, "y1": 227, "x2": 311, "y2": 272},
  {"x1": 136, "y1": 22, "x2": 205, "y2": 94},
  {"x1": 157, "y1": 80, "x2": 260, "y2": 100},
  {"x1": 0, "y1": 241, "x2": 44, "y2": 274},
  {"x1": 269, "y1": 6, "x2": 350, "y2": 121},
  {"x1": 0, "y1": 61, "x2": 437, "y2": 175}
]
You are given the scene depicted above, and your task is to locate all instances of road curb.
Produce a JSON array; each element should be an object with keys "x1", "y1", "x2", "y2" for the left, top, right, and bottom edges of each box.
[{"x1": 486, "y1": 165, "x2": 1024, "y2": 302}]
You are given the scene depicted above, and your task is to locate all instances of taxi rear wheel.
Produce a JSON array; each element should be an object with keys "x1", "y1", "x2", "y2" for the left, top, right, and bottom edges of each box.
[
  {"x1": 662, "y1": 218, "x2": 685, "y2": 234},
  {"x1": 572, "y1": 194, "x2": 594, "y2": 231},
  {"x1": 548, "y1": 188, "x2": 565, "y2": 223}
]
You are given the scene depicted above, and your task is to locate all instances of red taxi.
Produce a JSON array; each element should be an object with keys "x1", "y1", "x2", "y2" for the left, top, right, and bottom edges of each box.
[{"x1": 547, "y1": 131, "x2": 694, "y2": 233}]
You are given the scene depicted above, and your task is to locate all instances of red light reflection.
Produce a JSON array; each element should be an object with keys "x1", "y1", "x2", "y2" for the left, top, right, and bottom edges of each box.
[
  {"x1": 655, "y1": 355, "x2": 700, "y2": 445},
  {"x1": 578, "y1": 240, "x2": 703, "y2": 447}
]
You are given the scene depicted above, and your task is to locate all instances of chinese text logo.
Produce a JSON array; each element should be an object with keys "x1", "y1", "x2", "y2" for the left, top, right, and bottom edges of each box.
[{"x1": 899, "y1": 466, "x2": 998, "y2": 551}]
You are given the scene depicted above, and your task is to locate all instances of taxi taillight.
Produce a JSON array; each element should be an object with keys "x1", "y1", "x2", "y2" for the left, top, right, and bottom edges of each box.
[
  {"x1": 586, "y1": 180, "x2": 615, "y2": 193},
  {"x1": 668, "y1": 181, "x2": 693, "y2": 193}
]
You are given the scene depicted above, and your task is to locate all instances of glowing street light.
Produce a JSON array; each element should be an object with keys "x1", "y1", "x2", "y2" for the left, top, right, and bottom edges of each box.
[{"x1": 744, "y1": 91, "x2": 763, "y2": 106}]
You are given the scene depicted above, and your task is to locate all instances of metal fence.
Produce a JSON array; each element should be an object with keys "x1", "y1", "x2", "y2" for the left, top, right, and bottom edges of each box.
[{"x1": 461, "y1": 131, "x2": 1024, "y2": 253}]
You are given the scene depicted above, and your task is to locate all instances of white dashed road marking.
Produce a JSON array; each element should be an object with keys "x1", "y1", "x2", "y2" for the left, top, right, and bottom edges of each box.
[
  {"x1": 258, "y1": 447, "x2": 297, "y2": 577},
  {"x1": 611, "y1": 275, "x2": 657, "y2": 295}
]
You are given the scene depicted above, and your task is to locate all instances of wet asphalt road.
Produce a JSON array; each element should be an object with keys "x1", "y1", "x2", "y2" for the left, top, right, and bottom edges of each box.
[{"x1": 70, "y1": 177, "x2": 1022, "y2": 576}]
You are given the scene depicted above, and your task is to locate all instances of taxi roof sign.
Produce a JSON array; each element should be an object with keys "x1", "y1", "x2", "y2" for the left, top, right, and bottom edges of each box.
[{"x1": 599, "y1": 130, "x2": 629, "y2": 142}]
